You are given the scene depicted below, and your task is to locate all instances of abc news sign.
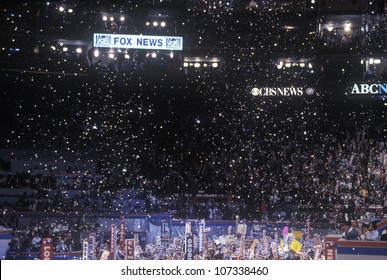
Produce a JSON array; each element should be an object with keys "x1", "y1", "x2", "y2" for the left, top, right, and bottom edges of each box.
[
  {"x1": 94, "y1": 33, "x2": 183, "y2": 51},
  {"x1": 349, "y1": 82, "x2": 387, "y2": 95}
]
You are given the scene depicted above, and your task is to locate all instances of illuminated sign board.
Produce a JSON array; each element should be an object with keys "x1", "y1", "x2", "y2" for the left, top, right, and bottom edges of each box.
[
  {"x1": 349, "y1": 83, "x2": 387, "y2": 95},
  {"x1": 251, "y1": 87, "x2": 315, "y2": 96},
  {"x1": 93, "y1": 33, "x2": 183, "y2": 50}
]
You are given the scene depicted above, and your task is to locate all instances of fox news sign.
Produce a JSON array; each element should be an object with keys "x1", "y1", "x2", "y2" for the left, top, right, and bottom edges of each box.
[{"x1": 93, "y1": 33, "x2": 183, "y2": 50}]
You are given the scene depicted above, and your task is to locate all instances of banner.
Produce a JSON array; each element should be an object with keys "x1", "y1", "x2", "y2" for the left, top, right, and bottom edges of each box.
[
  {"x1": 41, "y1": 238, "x2": 53, "y2": 260},
  {"x1": 198, "y1": 220, "x2": 205, "y2": 255},
  {"x1": 120, "y1": 216, "x2": 125, "y2": 251},
  {"x1": 290, "y1": 239, "x2": 303, "y2": 253},
  {"x1": 125, "y1": 239, "x2": 135, "y2": 260},
  {"x1": 87, "y1": 236, "x2": 95, "y2": 260},
  {"x1": 93, "y1": 33, "x2": 183, "y2": 50},
  {"x1": 185, "y1": 234, "x2": 194, "y2": 260},
  {"x1": 110, "y1": 224, "x2": 117, "y2": 260},
  {"x1": 237, "y1": 223, "x2": 247, "y2": 235},
  {"x1": 99, "y1": 250, "x2": 109, "y2": 260},
  {"x1": 82, "y1": 240, "x2": 89, "y2": 260},
  {"x1": 292, "y1": 231, "x2": 303, "y2": 240},
  {"x1": 252, "y1": 223, "x2": 260, "y2": 238},
  {"x1": 185, "y1": 222, "x2": 192, "y2": 254}
]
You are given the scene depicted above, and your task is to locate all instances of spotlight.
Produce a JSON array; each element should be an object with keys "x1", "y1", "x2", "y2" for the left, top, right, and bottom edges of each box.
[
  {"x1": 63, "y1": 47, "x2": 68, "y2": 52},
  {"x1": 374, "y1": 59, "x2": 381, "y2": 64},
  {"x1": 102, "y1": 16, "x2": 108, "y2": 21},
  {"x1": 160, "y1": 21, "x2": 166, "y2": 27},
  {"x1": 94, "y1": 49, "x2": 99, "y2": 57},
  {"x1": 194, "y1": 63, "x2": 200, "y2": 68},
  {"x1": 146, "y1": 22, "x2": 150, "y2": 26},
  {"x1": 109, "y1": 53, "x2": 114, "y2": 59},
  {"x1": 153, "y1": 21, "x2": 159, "y2": 27},
  {"x1": 68, "y1": 8, "x2": 73, "y2": 13},
  {"x1": 110, "y1": 17, "x2": 114, "y2": 21},
  {"x1": 125, "y1": 54, "x2": 130, "y2": 59},
  {"x1": 59, "y1": 6, "x2": 65, "y2": 12},
  {"x1": 120, "y1": 16, "x2": 125, "y2": 22},
  {"x1": 183, "y1": 62, "x2": 189, "y2": 67},
  {"x1": 151, "y1": 52, "x2": 157, "y2": 58},
  {"x1": 76, "y1": 48, "x2": 82, "y2": 54},
  {"x1": 327, "y1": 25, "x2": 334, "y2": 32},
  {"x1": 212, "y1": 62, "x2": 219, "y2": 68}
]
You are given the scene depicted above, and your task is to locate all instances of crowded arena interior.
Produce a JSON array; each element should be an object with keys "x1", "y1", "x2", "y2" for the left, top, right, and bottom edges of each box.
[{"x1": 0, "y1": 0, "x2": 386, "y2": 260}]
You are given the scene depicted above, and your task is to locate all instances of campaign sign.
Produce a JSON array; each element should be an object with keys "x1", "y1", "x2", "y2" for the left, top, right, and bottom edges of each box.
[
  {"x1": 93, "y1": 33, "x2": 183, "y2": 50},
  {"x1": 41, "y1": 244, "x2": 53, "y2": 260},
  {"x1": 185, "y1": 234, "x2": 194, "y2": 260},
  {"x1": 198, "y1": 220, "x2": 205, "y2": 254},
  {"x1": 82, "y1": 240, "x2": 89, "y2": 260},
  {"x1": 125, "y1": 239, "x2": 135, "y2": 260}
]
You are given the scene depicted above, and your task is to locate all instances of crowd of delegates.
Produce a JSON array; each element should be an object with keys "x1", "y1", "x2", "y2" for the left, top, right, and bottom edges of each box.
[
  {"x1": 0, "y1": 0, "x2": 386, "y2": 258},
  {"x1": 1, "y1": 126, "x2": 386, "y2": 222}
]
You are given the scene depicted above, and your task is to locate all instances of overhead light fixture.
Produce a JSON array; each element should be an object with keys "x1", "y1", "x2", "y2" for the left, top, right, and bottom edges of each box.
[
  {"x1": 68, "y1": 8, "x2": 73, "y2": 13},
  {"x1": 327, "y1": 25, "x2": 334, "y2": 32},
  {"x1": 120, "y1": 16, "x2": 125, "y2": 22},
  {"x1": 76, "y1": 48, "x2": 82, "y2": 54},
  {"x1": 59, "y1": 6, "x2": 65, "y2": 12},
  {"x1": 160, "y1": 22, "x2": 166, "y2": 27},
  {"x1": 344, "y1": 23, "x2": 351, "y2": 32},
  {"x1": 374, "y1": 59, "x2": 381, "y2": 64},
  {"x1": 102, "y1": 16, "x2": 108, "y2": 21},
  {"x1": 153, "y1": 21, "x2": 159, "y2": 27},
  {"x1": 94, "y1": 49, "x2": 99, "y2": 57}
]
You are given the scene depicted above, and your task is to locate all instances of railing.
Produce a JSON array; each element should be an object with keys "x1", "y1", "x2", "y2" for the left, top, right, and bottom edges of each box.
[{"x1": 0, "y1": 211, "x2": 14, "y2": 229}]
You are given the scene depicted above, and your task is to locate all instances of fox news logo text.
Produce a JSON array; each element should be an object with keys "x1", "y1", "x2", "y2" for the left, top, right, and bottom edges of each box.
[
  {"x1": 93, "y1": 33, "x2": 183, "y2": 50},
  {"x1": 95, "y1": 34, "x2": 111, "y2": 46}
]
